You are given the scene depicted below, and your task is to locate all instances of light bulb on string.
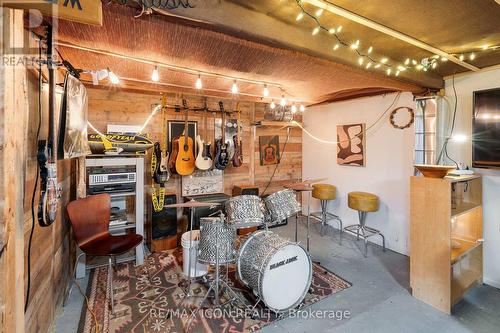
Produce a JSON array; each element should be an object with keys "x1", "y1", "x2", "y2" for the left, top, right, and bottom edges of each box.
[
  {"x1": 459, "y1": 54, "x2": 465, "y2": 61},
  {"x1": 333, "y1": 43, "x2": 340, "y2": 51},
  {"x1": 195, "y1": 74, "x2": 202, "y2": 89},
  {"x1": 336, "y1": 25, "x2": 342, "y2": 33},
  {"x1": 367, "y1": 46, "x2": 373, "y2": 54},
  {"x1": 482, "y1": 45, "x2": 489, "y2": 50},
  {"x1": 412, "y1": 59, "x2": 418, "y2": 65},
  {"x1": 366, "y1": 62, "x2": 372, "y2": 69},
  {"x1": 300, "y1": 104, "x2": 305, "y2": 112},
  {"x1": 296, "y1": 11, "x2": 304, "y2": 21},
  {"x1": 291, "y1": 104, "x2": 298, "y2": 113},
  {"x1": 151, "y1": 66, "x2": 159, "y2": 82},
  {"x1": 351, "y1": 40, "x2": 360, "y2": 50},
  {"x1": 108, "y1": 69, "x2": 120, "y2": 84},
  {"x1": 470, "y1": 53, "x2": 476, "y2": 60},
  {"x1": 381, "y1": 57, "x2": 388, "y2": 64},
  {"x1": 386, "y1": 68, "x2": 392, "y2": 76},
  {"x1": 312, "y1": 27, "x2": 320, "y2": 35},
  {"x1": 315, "y1": 8, "x2": 323, "y2": 16},
  {"x1": 280, "y1": 95, "x2": 286, "y2": 107},
  {"x1": 270, "y1": 101, "x2": 276, "y2": 109},
  {"x1": 395, "y1": 70, "x2": 400, "y2": 76},
  {"x1": 404, "y1": 58, "x2": 410, "y2": 65},
  {"x1": 328, "y1": 28, "x2": 336, "y2": 34},
  {"x1": 231, "y1": 80, "x2": 238, "y2": 94},
  {"x1": 374, "y1": 63, "x2": 381, "y2": 68},
  {"x1": 432, "y1": 62, "x2": 437, "y2": 69},
  {"x1": 263, "y1": 85, "x2": 269, "y2": 98},
  {"x1": 441, "y1": 57, "x2": 448, "y2": 62},
  {"x1": 358, "y1": 57, "x2": 364, "y2": 66}
]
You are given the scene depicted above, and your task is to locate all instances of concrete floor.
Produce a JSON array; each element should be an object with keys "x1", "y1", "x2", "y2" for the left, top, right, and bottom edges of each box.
[{"x1": 56, "y1": 218, "x2": 500, "y2": 333}]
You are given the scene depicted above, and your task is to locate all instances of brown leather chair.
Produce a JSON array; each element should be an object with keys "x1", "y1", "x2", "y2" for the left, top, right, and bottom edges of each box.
[{"x1": 67, "y1": 193, "x2": 143, "y2": 313}]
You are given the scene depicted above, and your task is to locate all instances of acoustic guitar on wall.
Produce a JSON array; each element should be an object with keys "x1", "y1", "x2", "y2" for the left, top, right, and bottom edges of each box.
[{"x1": 175, "y1": 99, "x2": 195, "y2": 175}]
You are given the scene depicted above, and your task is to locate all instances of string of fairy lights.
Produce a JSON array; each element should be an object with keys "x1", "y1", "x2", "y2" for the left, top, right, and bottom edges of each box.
[
  {"x1": 83, "y1": 0, "x2": 499, "y2": 113},
  {"x1": 292, "y1": 0, "x2": 499, "y2": 75}
]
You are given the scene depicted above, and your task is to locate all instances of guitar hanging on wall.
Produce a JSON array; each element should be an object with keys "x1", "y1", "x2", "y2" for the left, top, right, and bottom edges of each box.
[
  {"x1": 232, "y1": 102, "x2": 243, "y2": 168},
  {"x1": 153, "y1": 96, "x2": 170, "y2": 184},
  {"x1": 195, "y1": 99, "x2": 213, "y2": 170},
  {"x1": 37, "y1": 23, "x2": 59, "y2": 227},
  {"x1": 175, "y1": 99, "x2": 196, "y2": 175},
  {"x1": 214, "y1": 101, "x2": 230, "y2": 170}
]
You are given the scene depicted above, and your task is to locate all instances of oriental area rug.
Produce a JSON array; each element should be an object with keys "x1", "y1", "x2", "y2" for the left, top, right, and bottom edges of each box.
[{"x1": 78, "y1": 250, "x2": 351, "y2": 333}]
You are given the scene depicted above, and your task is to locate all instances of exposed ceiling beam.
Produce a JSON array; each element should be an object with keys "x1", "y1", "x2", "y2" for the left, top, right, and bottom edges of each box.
[
  {"x1": 304, "y1": 0, "x2": 480, "y2": 72},
  {"x1": 151, "y1": 1, "x2": 443, "y2": 88}
]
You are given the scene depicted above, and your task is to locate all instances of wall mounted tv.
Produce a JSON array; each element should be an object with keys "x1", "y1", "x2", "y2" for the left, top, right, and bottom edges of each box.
[{"x1": 473, "y1": 88, "x2": 500, "y2": 168}]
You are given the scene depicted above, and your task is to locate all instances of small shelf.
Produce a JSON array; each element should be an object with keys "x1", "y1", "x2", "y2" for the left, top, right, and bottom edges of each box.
[
  {"x1": 451, "y1": 239, "x2": 481, "y2": 264},
  {"x1": 109, "y1": 222, "x2": 136, "y2": 231},
  {"x1": 451, "y1": 202, "x2": 481, "y2": 218},
  {"x1": 252, "y1": 120, "x2": 301, "y2": 127},
  {"x1": 109, "y1": 191, "x2": 136, "y2": 198},
  {"x1": 451, "y1": 268, "x2": 481, "y2": 305}
]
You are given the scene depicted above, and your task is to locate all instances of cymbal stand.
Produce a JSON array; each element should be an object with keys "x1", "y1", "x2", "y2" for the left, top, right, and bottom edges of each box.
[{"x1": 181, "y1": 206, "x2": 198, "y2": 298}]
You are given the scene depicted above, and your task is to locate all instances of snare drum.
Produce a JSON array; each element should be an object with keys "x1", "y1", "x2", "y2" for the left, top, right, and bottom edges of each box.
[
  {"x1": 198, "y1": 217, "x2": 236, "y2": 264},
  {"x1": 237, "y1": 231, "x2": 312, "y2": 312},
  {"x1": 225, "y1": 195, "x2": 265, "y2": 228},
  {"x1": 264, "y1": 189, "x2": 301, "y2": 224}
]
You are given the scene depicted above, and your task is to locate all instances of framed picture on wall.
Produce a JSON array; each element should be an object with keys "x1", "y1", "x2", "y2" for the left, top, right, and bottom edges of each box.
[
  {"x1": 259, "y1": 135, "x2": 280, "y2": 166},
  {"x1": 337, "y1": 123, "x2": 366, "y2": 166},
  {"x1": 167, "y1": 120, "x2": 198, "y2": 154}
]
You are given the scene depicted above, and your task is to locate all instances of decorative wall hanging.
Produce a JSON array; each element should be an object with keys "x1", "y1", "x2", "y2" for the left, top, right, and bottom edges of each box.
[
  {"x1": 259, "y1": 135, "x2": 280, "y2": 166},
  {"x1": 390, "y1": 107, "x2": 415, "y2": 129},
  {"x1": 87, "y1": 133, "x2": 153, "y2": 155},
  {"x1": 264, "y1": 105, "x2": 294, "y2": 122},
  {"x1": 182, "y1": 170, "x2": 224, "y2": 196},
  {"x1": 337, "y1": 123, "x2": 366, "y2": 166}
]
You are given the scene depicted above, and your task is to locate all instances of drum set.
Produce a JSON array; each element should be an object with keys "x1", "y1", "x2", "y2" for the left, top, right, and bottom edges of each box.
[{"x1": 166, "y1": 187, "x2": 313, "y2": 317}]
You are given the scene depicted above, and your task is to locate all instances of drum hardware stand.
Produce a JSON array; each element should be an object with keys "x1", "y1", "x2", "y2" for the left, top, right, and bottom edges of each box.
[{"x1": 185, "y1": 217, "x2": 248, "y2": 333}]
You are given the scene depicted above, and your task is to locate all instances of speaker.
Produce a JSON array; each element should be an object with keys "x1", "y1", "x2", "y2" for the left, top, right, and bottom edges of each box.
[
  {"x1": 152, "y1": 193, "x2": 177, "y2": 240},
  {"x1": 232, "y1": 185, "x2": 259, "y2": 197}
]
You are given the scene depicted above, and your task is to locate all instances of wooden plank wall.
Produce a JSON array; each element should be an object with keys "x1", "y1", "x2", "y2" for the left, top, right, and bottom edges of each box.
[
  {"x1": 0, "y1": 9, "x2": 26, "y2": 333},
  {"x1": 86, "y1": 87, "x2": 302, "y2": 209},
  {"x1": 20, "y1": 69, "x2": 77, "y2": 332}
]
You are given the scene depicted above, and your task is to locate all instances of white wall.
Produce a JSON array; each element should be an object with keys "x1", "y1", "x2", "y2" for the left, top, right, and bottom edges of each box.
[
  {"x1": 302, "y1": 92, "x2": 415, "y2": 255},
  {"x1": 444, "y1": 67, "x2": 500, "y2": 289}
]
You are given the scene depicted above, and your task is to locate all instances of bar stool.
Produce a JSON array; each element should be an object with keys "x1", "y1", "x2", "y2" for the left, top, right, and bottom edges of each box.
[
  {"x1": 310, "y1": 184, "x2": 343, "y2": 243},
  {"x1": 344, "y1": 191, "x2": 385, "y2": 257}
]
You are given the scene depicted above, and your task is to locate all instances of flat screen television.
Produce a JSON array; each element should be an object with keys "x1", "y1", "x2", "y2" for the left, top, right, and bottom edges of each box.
[{"x1": 473, "y1": 88, "x2": 500, "y2": 168}]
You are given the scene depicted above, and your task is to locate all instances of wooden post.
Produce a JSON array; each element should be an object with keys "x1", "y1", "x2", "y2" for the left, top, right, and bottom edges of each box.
[{"x1": 0, "y1": 7, "x2": 27, "y2": 333}]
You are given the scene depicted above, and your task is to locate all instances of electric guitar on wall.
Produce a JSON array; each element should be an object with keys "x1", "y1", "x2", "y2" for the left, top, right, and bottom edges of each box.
[
  {"x1": 175, "y1": 99, "x2": 195, "y2": 175},
  {"x1": 37, "y1": 24, "x2": 59, "y2": 227},
  {"x1": 232, "y1": 102, "x2": 243, "y2": 168},
  {"x1": 195, "y1": 104, "x2": 213, "y2": 170},
  {"x1": 158, "y1": 96, "x2": 170, "y2": 182},
  {"x1": 214, "y1": 101, "x2": 230, "y2": 170}
]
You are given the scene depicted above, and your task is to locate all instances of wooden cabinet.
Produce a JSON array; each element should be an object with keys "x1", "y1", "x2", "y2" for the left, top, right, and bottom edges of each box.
[{"x1": 410, "y1": 175, "x2": 483, "y2": 314}]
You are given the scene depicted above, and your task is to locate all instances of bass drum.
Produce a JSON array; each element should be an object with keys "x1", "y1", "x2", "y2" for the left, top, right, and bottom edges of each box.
[{"x1": 237, "y1": 231, "x2": 312, "y2": 312}]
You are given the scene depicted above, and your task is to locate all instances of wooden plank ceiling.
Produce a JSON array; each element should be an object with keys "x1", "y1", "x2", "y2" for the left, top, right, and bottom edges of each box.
[{"x1": 55, "y1": 3, "x2": 428, "y2": 105}]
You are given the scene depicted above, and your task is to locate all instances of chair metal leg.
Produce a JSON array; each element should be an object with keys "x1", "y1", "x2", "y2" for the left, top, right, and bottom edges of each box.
[
  {"x1": 63, "y1": 252, "x2": 85, "y2": 307},
  {"x1": 108, "y1": 256, "x2": 114, "y2": 314}
]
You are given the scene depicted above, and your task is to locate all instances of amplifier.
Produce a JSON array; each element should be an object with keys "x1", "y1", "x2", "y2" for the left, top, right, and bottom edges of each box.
[
  {"x1": 87, "y1": 166, "x2": 136, "y2": 194},
  {"x1": 232, "y1": 185, "x2": 259, "y2": 197}
]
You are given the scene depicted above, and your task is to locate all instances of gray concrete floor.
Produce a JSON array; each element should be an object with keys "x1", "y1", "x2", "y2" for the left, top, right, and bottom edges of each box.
[{"x1": 56, "y1": 218, "x2": 500, "y2": 333}]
